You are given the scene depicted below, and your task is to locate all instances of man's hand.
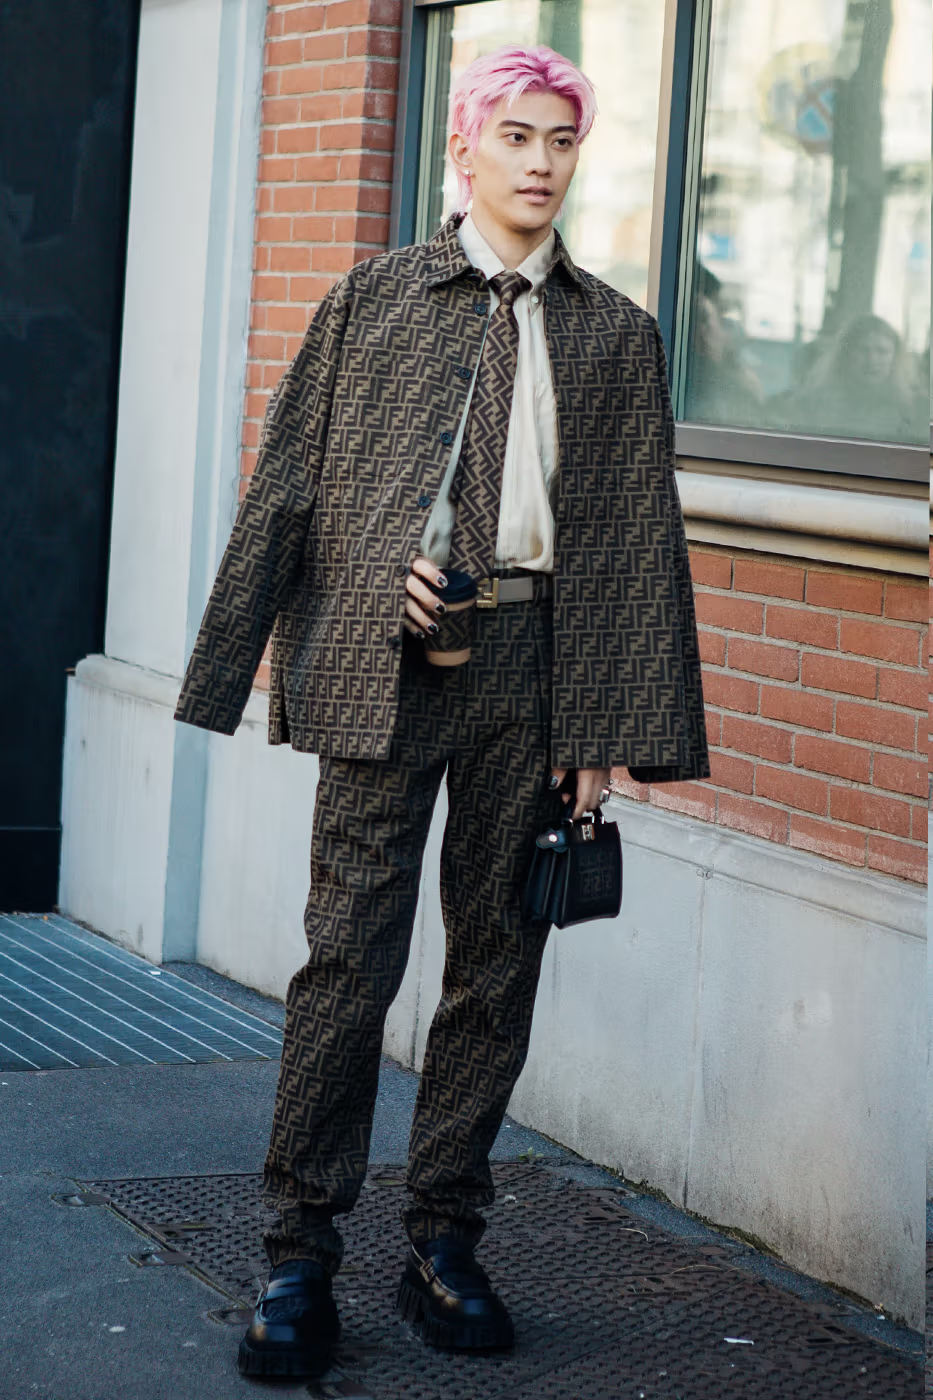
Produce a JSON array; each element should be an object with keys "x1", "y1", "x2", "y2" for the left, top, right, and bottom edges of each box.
[
  {"x1": 550, "y1": 767, "x2": 611, "y2": 820},
  {"x1": 403, "y1": 556, "x2": 448, "y2": 637}
]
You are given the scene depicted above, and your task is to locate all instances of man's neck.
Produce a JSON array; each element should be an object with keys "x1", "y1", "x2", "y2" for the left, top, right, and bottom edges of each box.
[{"x1": 467, "y1": 205, "x2": 554, "y2": 270}]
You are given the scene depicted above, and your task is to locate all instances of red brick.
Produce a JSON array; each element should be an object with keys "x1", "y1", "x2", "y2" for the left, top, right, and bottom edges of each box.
[
  {"x1": 759, "y1": 685, "x2": 834, "y2": 732},
  {"x1": 289, "y1": 274, "x2": 338, "y2": 302},
  {"x1": 840, "y1": 619, "x2": 919, "y2": 666},
  {"x1": 323, "y1": 0, "x2": 370, "y2": 22},
  {"x1": 283, "y1": 5, "x2": 326, "y2": 34},
  {"x1": 255, "y1": 214, "x2": 292, "y2": 242},
  {"x1": 688, "y1": 550, "x2": 732, "y2": 588},
  {"x1": 265, "y1": 305, "x2": 310, "y2": 334},
  {"x1": 291, "y1": 215, "x2": 336, "y2": 241},
  {"x1": 698, "y1": 631, "x2": 726, "y2": 666},
  {"x1": 255, "y1": 186, "x2": 274, "y2": 214},
  {"x1": 302, "y1": 32, "x2": 347, "y2": 61},
  {"x1": 261, "y1": 361, "x2": 287, "y2": 388},
  {"x1": 311, "y1": 243, "x2": 358, "y2": 272},
  {"x1": 241, "y1": 419, "x2": 261, "y2": 449},
  {"x1": 318, "y1": 119, "x2": 395, "y2": 151},
  {"x1": 276, "y1": 125, "x2": 321, "y2": 154},
  {"x1": 867, "y1": 835, "x2": 926, "y2": 883},
  {"x1": 649, "y1": 783, "x2": 717, "y2": 823},
  {"x1": 765, "y1": 605, "x2": 837, "y2": 649},
  {"x1": 877, "y1": 668, "x2": 927, "y2": 711},
  {"x1": 704, "y1": 710, "x2": 722, "y2": 746},
  {"x1": 728, "y1": 638, "x2": 799, "y2": 682},
  {"x1": 346, "y1": 28, "x2": 401, "y2": 57},
  {"x1": 702, "y1": 672, "x2": 759, "y2": 715},
  {"x1": 694, "y1": 593, "x2": 762, "y2": 634},
  {"x1": 884, "y1": 581, "x2": 927, "y2": 623},
  {"x1": 794, "y1": 735, "x2": 870, "y2": 783},
  {"x1": 733, "y1": 559, "x2": 805, "y2": 601},
  {"x1": 756, "y1": 765, "x2": 828, "y2": 816},
  {"x1": 278, "y1": 65, "x2": 325, "y2": 96},
  {"x1": 718, "y1": 795, "x2": 789, "y2": 843},
  {"x1": 872, "y1": 752, "x2": 927, "y2": 798},
  {"x1": 300, "y1": 94, "x2": 343, "y2": 123},
  {"x1": 244, "y1": 391, "x2": 270, "y2": 421},
  {"x1": 829, "y1": 787, "x2": 911, "y2": 837},
  {"x1": 251, "y1": 274, "x2": 289, "y2": 301},
  {"x1": 247, "y1": 332, "x2": 285, "y2": 361},
  {"x1": 335, "y1": 213, "x2": 388, "y2": 243},
  {"x1": 266, "y1": 37, "x2": 304, "y2": 66},
  {"x1": 801, "y1": 653, "x2": 876, "y2": 699},
  {"x1": 263, "y1": 68, "x2": 281, "y2": 96},
  {"x1": 610, "y1": 769, "x2": 650, "y2": 802},
  {"x1": 295, "y1": 154, "x2": 340, "y2": 181},
  {"x1": 340, "y1": 152, "x2": 394, "y2": 183},
  {"x1": 268, "y1": 245, "x2": 312, "y2": 272},
  {"x1": 708, "y1": 750, "x2": 755, "y2": 794},
  {"x1": 258, "y1": 156, "x2": 297, "y2": 182},
  {"x1": 721, "y1": 715, "x2": 793, "y2": 763},
  {"x1": 789, "y1": 816, "x2": 867, "y2": 866},
  {"x1": 266, "y1": 9, "x2": 284, "y2": 36},
  {"x1": 351, "y1": 89, "x2": 398, "y2": 122},
  {"x1": 806, "y1": 571, "x2": 883, "y2": 615},
  {"x1": 272, "y1": 184, "x2": 317, "y2": 213},
  {"x1": 834, "y1": 701, "x2": 917, "y2": 753},
  {"x1": 354, "y1": 182, "x2": 393, "y2": 213},
  {"x1": 322, "y1": 59, "x2": 368, "y2": 88},
  {"x1": 314, "y1": 182, "x2": 359, "y2": 211},
  {"x1": 262, "y1": 96, "x2": 300, "y2": 125}
]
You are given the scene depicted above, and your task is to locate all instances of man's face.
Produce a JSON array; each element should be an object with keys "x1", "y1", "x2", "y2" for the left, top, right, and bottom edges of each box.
[{"x1": 450, "y1": 89, "x2": 580, "y2": 234}]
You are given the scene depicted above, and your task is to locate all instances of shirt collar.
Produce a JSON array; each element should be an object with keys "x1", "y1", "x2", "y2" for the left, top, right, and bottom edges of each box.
[
  {"x1": 422, "y1": 212, "x2": 584, "y2": 291},
  {"x1": 457, "y1": 212, "x2": 555, "y2": 291}
]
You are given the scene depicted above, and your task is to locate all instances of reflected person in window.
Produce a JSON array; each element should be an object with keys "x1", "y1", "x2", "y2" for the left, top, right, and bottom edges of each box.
[{"x1": 175, "y1": 43, "x2": 708, "y2": 1378}]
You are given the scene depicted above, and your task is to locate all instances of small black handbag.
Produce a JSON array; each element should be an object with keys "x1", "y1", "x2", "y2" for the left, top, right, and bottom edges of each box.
[{"x1": 522, "y1": 809, "x2": 623, "y2": 928}]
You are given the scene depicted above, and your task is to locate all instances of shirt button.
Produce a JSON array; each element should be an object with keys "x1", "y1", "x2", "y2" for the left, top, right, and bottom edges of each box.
[
  {"x1": 457, "y1": 366, "x2": 471, "y2": 380},
  {"x1": 530, "y1": 294, "x2": 540, "y2": 306},
  {"x1": 440, "y1": 430, "x2": 454, "y2": 446},
  {"x1": 418, "y1": 493, "x2": 431, "y2": 508},
  {"x1": 474, "y1": 300, "x2": 488, "y2": 316}
]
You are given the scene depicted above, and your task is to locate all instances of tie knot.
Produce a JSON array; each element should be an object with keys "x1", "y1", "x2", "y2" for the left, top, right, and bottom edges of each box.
[{"x1": 489, "y1": 270, "x2": 532, "y2": 310}]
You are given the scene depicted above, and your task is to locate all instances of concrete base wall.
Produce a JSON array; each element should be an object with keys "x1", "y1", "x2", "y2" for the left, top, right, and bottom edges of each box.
[{"x1": 59, "y1": 657, "x2": 926, "y2": 1328}]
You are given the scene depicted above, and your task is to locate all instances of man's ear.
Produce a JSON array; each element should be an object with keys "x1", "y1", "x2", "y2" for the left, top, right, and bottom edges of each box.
[{"x1": 448, "y1": 131, "x2": 472, "y2": 182}]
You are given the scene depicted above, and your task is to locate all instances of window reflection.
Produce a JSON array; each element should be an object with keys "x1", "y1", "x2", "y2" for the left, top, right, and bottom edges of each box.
[
  {"x1": 416, "y1": 0, "x2": 665, "y2": 311},
  {"x1": 681, "y1": 0, "x2": 931, "y2": 446}
]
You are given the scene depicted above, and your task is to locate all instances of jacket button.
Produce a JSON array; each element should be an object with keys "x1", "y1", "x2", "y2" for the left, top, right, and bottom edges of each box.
[
  {"x1": 440, "y1": 430, "x2": 454, "y2": 446},
  {"x1": 389, "y1": 635, "x2": 401, "y2": 649},
  {"x1": 395, "y1": 563, "x2": 407, "y2": 578},
  {"x1": 418, "y1": 493, "x2": 431, "y2": 508},
  {"x1": 474, "y1": 300, "x2": 488, "y2": 316},
  {"x1": 457, "y1": 366, "x2": 471, "y2": 380}
]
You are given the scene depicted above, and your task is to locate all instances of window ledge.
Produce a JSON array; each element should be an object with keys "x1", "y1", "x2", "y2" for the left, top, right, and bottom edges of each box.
[{"x1": 676, "y1": 470, "x2": 928, "y2": 577}]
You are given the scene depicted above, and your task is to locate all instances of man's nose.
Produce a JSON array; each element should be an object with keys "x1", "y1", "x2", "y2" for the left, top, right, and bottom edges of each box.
[{"x1": 526, "y1": 140, "x2": 552, "y2": 173}]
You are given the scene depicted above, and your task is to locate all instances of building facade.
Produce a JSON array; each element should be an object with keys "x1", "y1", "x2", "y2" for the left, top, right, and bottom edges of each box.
[{"x1": 58, "y1": 0, "x2": 929, "y2": 1326}]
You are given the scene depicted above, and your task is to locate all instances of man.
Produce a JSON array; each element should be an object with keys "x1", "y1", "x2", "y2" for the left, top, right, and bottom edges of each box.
[{"x1": 176, "y1": 43, "x2": 708, "y2": 1378}]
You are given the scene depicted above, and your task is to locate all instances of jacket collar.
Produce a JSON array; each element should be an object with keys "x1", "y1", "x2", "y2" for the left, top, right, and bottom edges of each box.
[{"x1": 422, "y1": 212, "x2": 584, "y2": 292}]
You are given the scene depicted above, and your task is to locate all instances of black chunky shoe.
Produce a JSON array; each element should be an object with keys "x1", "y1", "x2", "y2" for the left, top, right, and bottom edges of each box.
[
  {"x1": 396, "y1": 1239, "x2": 514, "y2": 1351},
  {"x1": 237, "y1": 1259, "x2": 340, "y2": 1377}
]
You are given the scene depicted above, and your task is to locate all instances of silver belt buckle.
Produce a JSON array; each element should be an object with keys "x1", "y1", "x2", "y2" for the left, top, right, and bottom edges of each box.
[{"x1": 476, "y1": 576, "x2": 500, "y2": 609}]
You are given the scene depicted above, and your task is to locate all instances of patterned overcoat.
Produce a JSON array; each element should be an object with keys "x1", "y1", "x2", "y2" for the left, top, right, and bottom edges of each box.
[{"x1": 175, "y1": 216, "x2": 709, "y2": 782}]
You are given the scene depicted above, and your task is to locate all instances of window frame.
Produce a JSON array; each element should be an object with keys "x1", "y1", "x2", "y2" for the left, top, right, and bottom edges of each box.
[{"x1": 391, "y1": 0, "x2": 929, "y2": 484}]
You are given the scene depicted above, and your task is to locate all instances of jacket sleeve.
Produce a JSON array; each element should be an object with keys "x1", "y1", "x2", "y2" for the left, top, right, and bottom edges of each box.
[
  {"x1": 628, "y1": 323, "x2": 711, "y2": 785},
  {"x1": 174, "y1": 277, "x2": 351, "y2": 735}
]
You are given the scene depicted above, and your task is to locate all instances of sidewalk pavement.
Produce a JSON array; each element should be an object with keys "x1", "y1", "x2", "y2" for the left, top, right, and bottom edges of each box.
[{"x1": 0, "y1": 918, "x2": 921, "y2": 1399}]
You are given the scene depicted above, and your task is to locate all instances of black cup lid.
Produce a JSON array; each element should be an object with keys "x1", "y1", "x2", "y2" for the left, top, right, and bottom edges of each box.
[{"x1": 428, "y1": 568, "x2": 477, "y2": 604}]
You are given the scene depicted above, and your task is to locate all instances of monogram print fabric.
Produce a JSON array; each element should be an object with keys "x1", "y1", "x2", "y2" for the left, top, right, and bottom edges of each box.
[
  {"x1": 262, "y1": 587, "x2": 564, "y2": 1273},
  {"x1": 447, "y1": 270, "x2": 532, "y2": 578},
  {"x1": 175, "y1": 215, "x2": 709, "y2": 782}
]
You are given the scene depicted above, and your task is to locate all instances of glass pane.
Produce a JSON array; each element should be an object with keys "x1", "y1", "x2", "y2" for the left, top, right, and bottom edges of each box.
[
  {"x1": 416, "y1": 0, "x2": 665, "y2": 311},
  {"x1": 679, "y1": 0, "x2": 931, "y2": 446}
]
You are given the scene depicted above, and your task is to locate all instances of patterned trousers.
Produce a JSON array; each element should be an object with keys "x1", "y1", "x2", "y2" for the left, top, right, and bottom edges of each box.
[{"x1": 263, "y1": 577, "x2": 564, "y2": 1273}]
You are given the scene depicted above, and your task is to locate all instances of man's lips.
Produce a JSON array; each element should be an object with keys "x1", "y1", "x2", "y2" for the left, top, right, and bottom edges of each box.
[{"x1": 518, "y1": 186, "x2": 553, "y2": 199}]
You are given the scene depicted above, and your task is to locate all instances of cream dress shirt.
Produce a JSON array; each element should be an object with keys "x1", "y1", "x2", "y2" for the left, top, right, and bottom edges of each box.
[{"x1": 420, "y1": 214, "x2": 558, "y2": 574}]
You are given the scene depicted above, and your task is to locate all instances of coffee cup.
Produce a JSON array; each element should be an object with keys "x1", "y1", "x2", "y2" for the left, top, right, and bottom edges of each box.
[{"x1": 423, "y1": 569, "x2": 478, "y2": 667}]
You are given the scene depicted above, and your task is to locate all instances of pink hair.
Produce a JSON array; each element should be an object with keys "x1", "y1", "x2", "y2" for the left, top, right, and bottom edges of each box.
[{"x1": 448, "y1": 45, "x2": 597, "y2": 210}]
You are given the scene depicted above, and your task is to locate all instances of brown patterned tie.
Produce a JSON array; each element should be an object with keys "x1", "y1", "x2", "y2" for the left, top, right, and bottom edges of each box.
[{"x1": 448, "y1": 270, "x2": 532, "y2": 578}]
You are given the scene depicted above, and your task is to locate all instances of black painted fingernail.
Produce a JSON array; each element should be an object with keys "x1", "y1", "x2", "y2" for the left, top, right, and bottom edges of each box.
[
  {"x1": 416, "y1": 629, "x2": 425, "y2": 639},
  {"x1": 436, "y1": 574, "x2": 448, "y2": 588},
  {"x1": 427, "y1": 623, "x2": 439, "y2": 635},
  {"x1": 548, "y1": 776, "x2": 559, "y2": 789},
  {"x1": 434, "y1": 602, "x2": 446, "y2": 615}
]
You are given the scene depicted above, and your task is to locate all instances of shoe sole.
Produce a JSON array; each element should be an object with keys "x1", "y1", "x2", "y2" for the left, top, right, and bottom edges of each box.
[
  {"x1": 237, "y1": 1338, "x2": 333, "y2": 1377},
  {"x1": 396, "y1": 1278, "x2": 514, "y2": 1351}
]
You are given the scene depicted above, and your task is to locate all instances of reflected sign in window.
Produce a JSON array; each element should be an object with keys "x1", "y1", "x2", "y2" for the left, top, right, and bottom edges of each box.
[
  {"x1": 415, "y1": 0, "x2": 665, "y2": 312},
  {"x1": 678, "y1": 0, "x2": 930, "y2": 446}
]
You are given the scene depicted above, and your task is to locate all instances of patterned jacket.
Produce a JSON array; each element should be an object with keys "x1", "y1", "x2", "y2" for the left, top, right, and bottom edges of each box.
[{"x1": 175, "y1": 215, "x2": 709, "y2": 781}]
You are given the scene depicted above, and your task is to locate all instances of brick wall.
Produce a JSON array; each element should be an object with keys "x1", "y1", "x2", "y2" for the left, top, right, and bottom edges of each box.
[
  {"x1": 614, "y1": 546, "x2": 928, "y2": 885},
  {"x1": 244, "y1": 0, "x2": 403, "y2": 684}
]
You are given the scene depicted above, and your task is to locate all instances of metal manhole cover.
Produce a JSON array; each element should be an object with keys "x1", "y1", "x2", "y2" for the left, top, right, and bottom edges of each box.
[{"x1": 83, "y1": 1164, "x2": 918, "y2": 1398}]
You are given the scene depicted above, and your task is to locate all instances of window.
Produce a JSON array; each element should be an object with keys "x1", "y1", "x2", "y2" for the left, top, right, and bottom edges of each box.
[
  {"x1": 676, "y1": 0, "x2": 931, "y2": 451},
  {"x1": 413, "y1": 0, "x2": 666, "y2": 313}
]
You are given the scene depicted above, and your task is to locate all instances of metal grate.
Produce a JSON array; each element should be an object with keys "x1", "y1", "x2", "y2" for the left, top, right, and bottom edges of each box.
[
  {"x1": 0, "y1": 914, "x2": 281, "y2": 1071},
  {"x1": 83, "y1": 1163, "x2": 919, "y2": 1398}
]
